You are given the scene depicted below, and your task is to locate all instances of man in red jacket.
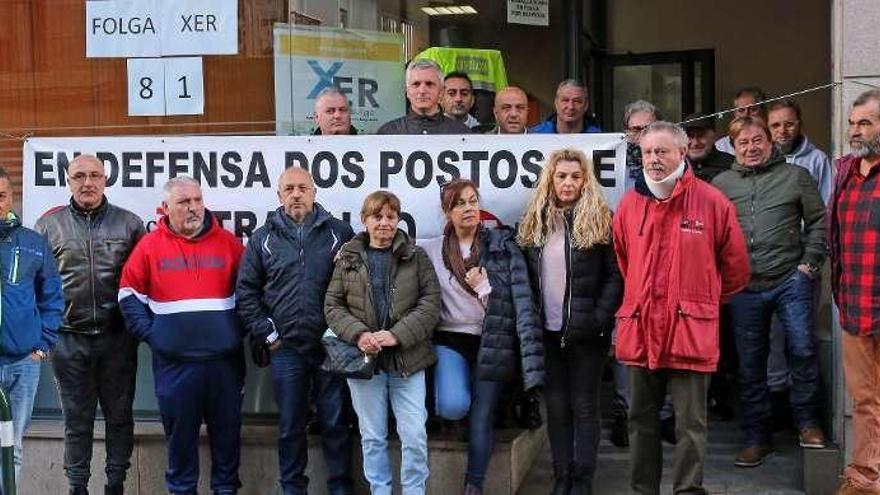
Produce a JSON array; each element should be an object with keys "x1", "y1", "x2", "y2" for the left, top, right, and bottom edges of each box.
[
  {"x1": 613, "y1": 121, "x2": 750, "y2": 495},
  {"x1": 830, "y1": 89, "x2": 880, "y2": 495},
  {"x1": 118, "y1": 176, "x2": 245, "y2": 495}
]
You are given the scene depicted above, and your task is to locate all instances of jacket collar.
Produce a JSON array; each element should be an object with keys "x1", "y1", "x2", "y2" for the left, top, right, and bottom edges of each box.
[
  {"x1": 543, "y1": 113, "x2": 600, "y2": 133},
  {"x1": 267, "y1": 202, "x2": 331, "y2": 233},
  {"x1": 344, "y1": 229, "x2": 414, "y2": 261},
  {"x1": 731, "y1": 148, "x2": 786, "y2": 175},
  {"x1": 0, "y1": 211, "x2": 21, "y2": 239},
  {"x1": 69, "y1": 195, "x2": 108, "y2": 218},
  {"x1": 407, "y1": 109, "x2": 445, "y2": 123},
  {"x1": 159, "y1": 210, "x2": 217, "y2": 241},
  {"x1": 312, "y1": 126, "x2": 358, "y2": 135}
]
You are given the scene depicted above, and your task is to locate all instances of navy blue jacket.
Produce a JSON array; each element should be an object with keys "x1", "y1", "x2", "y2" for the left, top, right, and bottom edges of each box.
[
  {"x1": 0, "y1": 213, "x2": 64, "y2": 363},
  {"x1": 236, "y1": 203, "x2": 354, "y2": 355},
  {"x1": 529, "y1": 113, "x2": 603, "y2": 134}
]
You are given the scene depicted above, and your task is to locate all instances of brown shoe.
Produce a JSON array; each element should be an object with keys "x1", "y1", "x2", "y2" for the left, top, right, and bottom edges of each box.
[
  {"x1": 734, "y1": 444, "x2": 774, "y2": 467},
  {"x1": 836, "y1": 478, "x2": 880, "y2": 495},
  {"x1": 799, "y1": 426, "x2": 827, "y2": 449}
]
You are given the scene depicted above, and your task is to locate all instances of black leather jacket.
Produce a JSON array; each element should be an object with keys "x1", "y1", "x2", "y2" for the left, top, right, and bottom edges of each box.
[{"x1": 35, "y1": 197, "x2": 145, "y2": 334}]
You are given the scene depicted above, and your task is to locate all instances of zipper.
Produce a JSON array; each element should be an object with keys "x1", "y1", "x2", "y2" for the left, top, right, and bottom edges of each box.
[
  {"x1": 560, "y1": 215, "x2": 574, "y2": 348},
  {"x1": 87, "y1": 213, "x2": 98, "y2": 324},
  {"x1": 10, "y1": 247, "x2": 19, "y2": 284}
]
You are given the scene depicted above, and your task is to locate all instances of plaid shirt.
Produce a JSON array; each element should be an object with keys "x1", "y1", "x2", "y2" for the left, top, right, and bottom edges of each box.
[{"x1": 831, "y1": 154, "x2": 880, "y2": 336}]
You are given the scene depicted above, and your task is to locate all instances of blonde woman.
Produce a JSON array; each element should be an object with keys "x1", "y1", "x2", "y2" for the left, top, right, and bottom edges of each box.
[{"x1": 519, "y1": 148, "x2": 623, "y2": 495}]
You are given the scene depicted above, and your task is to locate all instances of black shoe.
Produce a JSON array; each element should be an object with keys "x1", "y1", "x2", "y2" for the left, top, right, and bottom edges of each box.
[
  {"x1": 551, "y1": 464, "x2": 571, "y2": 495},
  {"x1": 660, "y1": 416, "x2": 677, "y2": 445},
  {"x1": 570, "y1": 464, "x2": 593, "y2": 495},
  {"x1": 70, "y1": 487, "x2": 88, "y2": 495},
  {"x1": 610, "y1": 413, "x2": 629, "y2": 448},
  {"x1": 104, "y1": 485, "x2": 124, "y2": 495}
]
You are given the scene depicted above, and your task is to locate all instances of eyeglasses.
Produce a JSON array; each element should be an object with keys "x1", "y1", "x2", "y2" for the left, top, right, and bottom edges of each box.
[
  {"x1": 453, "y1": 198, "x2": 480, "y2": 210},
  {"x1": 626, "y1": 125, "x2": 649, "y2": 134},
  {"x1": 68, "y1": 172, "x2": 106, "y2": 184}
]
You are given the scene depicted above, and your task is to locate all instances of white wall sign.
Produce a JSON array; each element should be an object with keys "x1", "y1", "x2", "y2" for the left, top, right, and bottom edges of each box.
[
  {"x1": 507, "y1": 0, "x2": 549, "y2": 26},
  {"x1": 161, "y1": 0, "x2": 239, "y2": 56},
  {"x1": 274, "y1": 25, "x2": 405, "y2": 135},
  {"x1": 86, "y1": 0, "x2": 161, "y2": 58},
  {"x1": 127, "y1": 58, "x2": 205, "y2": 116},
  {"x1": 127, "y1": 58, "x2": 166, "y2": 116},
  {"x1": 85, "y1": 0, "x2": 238, "y2": 58},
  {"x1": 22, "y1": 134, "x2": 626, "y2": 239},
  {"x1": 164, "y1": 57, "x2": 205, "y2": 115}
]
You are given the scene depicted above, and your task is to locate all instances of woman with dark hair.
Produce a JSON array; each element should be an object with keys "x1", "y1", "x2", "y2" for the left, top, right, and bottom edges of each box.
[
  {"x1": 518, "y1": 148, "x2": 623, "y2": 495},
  {"x1": 420, "y1": 179, "x2": 544, "y2": 495},
  {"x1": 324, "y1": 190, "x2": 441, "y2": 495}
]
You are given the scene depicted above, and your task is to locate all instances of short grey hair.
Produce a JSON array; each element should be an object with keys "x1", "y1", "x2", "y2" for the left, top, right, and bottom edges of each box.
[
  {"x1": 641, "y1": 121, "x2": 688, "y2": 149},
  {"x1": 556, "y1": 79, "x2": 588, "y2": 95},
  {"x1": 163, "y1": 175, "x2": 201, "y2": 201},
  {"x1": 623, "y1": 100, "x2": 659, "y2": 126},
  {"x1": 315, "y1": 87, "x2": 349, "y2": 105},
  {"x1": 853, "y1": 89, "x2": 880, "y2": 111},
  {"x1": 406, "y1": 59, "x2": 443, "y2": 84}
]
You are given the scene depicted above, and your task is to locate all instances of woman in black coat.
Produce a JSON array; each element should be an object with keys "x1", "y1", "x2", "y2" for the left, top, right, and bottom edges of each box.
[
  {"x1": 518, "y1": 148, "x2": 623, "y2": 495},
  {"x1": 421, "y1": 179, "x2": 544, "y2": 495}
]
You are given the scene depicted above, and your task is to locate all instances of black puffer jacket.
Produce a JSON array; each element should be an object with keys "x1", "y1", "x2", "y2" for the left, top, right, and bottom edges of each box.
[
  {"x1": 428, "y1": 227, "x2": 545, "y2": 390},
  {"x1": 523, "y1": 211, "x2": 623, "y2": 346},
  {"x1": 236, "y1": 203, "x2": 354, "y2": 355},
  {"x1": 35, "y1": 197, "x2": 145, "y2": 335}
]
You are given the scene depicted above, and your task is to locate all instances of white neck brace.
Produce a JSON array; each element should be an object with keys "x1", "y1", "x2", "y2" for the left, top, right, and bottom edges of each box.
[{"x1": 644, "y1": 161, "x2": 686, "y2": 200}]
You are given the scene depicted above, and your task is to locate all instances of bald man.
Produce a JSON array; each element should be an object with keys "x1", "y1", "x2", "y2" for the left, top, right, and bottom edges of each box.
[
  {"x1": 35, "y1": 154, "x2": 144, "y2": 495},
  {"x1": 236, "y1": 167, "x2": 355, "y2": 495},
  {"x1": 490, "y1": 86, "x2": 530, "y2": 134}
]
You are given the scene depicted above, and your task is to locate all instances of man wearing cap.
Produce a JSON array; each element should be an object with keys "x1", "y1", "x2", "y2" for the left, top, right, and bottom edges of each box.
[{"x1": 683, "y1": 113, "x2": 734, "y2": 182}]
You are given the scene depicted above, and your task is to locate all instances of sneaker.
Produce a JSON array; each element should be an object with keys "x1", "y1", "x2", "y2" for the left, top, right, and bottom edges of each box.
[
  {"x1": 799, "y1": 426, "x2": 827, "y2": 449},
  {"x1": 610, "y1": 413, "x2": 629, "y2": 448},
  {"x1": 734, "y1": 444, "x2": 774, "y2": 467},
  {"x1": 836, "y1": 478, "x2": 880, "y2": 495}
]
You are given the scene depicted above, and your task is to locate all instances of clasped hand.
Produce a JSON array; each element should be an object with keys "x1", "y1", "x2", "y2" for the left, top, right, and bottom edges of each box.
[{"x1": 357, "y1": 330, "x2": 398, "y2": 354}]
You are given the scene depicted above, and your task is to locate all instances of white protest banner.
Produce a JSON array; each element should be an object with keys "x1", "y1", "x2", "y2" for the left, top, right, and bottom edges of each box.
[
  {"x1": 507, "y1": 0, "x2": 549, "y2": 26},
  {"x1": 274, "y1": 25, "x2": 405, "y2": 136},
  {"x1": 86, "y1": 0, "x2": 161, "y2": 58},
  {"x1": 23, "y1": 134, "x2": 626, "y2": 240},
  {"x1": 160, "y1": 0, "x2": 238, "y2": 56}
]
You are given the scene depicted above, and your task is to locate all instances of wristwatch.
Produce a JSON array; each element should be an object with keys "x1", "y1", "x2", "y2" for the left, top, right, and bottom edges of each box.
[{"x1": 33, "y1": 349, "x2": 46, "y2": 359}]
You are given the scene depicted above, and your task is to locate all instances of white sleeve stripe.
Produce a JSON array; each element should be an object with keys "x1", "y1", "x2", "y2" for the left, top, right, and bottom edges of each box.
[
  {"x1": 118, "y1": 287, "x2": 148, "y2": 304},
  {"x1": 147, "y1": 295, "x2": 237, "y2": 315}
]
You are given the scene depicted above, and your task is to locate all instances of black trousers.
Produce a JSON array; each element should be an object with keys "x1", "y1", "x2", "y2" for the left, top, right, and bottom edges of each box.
[
  {"x1": 543, "y1": 331, "x2": 609, "y2": 480},
  {"x1": 53, "y1": 330, "x2": 139, "y2": 488}
]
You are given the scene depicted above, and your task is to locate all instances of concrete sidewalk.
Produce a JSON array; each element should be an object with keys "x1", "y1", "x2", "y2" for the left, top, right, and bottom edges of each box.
[{"x1": 517, "y1": 421, "x2": 806, "y2": 494}]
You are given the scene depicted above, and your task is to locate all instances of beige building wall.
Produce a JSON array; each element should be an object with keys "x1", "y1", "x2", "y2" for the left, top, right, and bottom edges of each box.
[{"x1": 606, "y1": 0, "x2": 832, "y2": 150}]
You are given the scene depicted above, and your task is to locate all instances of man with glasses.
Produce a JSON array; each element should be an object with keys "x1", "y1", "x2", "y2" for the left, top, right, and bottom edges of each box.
[
  {"x1": 767, "y1": 100, "x2": 832, "y2": 203},
  {"x1": 35, "y1": 154, "x2": 145, "y2": 495},
  {"x1": 622, "y1": 100, "x2": 659, "y2": 190}
]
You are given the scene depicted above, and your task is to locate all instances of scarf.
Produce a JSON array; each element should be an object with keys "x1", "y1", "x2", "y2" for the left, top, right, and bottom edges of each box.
[{"x1": 441, "y1": 222, "x2": 482, "y2": 299}]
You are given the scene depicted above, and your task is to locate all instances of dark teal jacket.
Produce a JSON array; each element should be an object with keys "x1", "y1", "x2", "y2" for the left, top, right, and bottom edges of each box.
[
  {"x1": 712, "y1": 150, "x2": 826, "y2": 291},
  {"x1": 0, "y1": 213, "x2": 64, "y2": 363}
]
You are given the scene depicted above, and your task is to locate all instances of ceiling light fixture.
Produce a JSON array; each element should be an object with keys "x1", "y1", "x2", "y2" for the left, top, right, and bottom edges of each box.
[{"x1": 421, "y1": 5, "x2": 478, "y2": 16}]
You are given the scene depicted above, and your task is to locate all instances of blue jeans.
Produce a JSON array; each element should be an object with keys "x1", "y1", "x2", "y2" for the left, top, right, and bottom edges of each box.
[
  {"x1": 729, "y1": 270, "x2": 823, "y2": 445},
  {"x1": 0, "y1": 355, "x2": 40, "y2": 483},
  {"x1": 347, "y1": 369, "x2": 428, "y2": 495},
  {"x1": 153, "y1": 354, "x2": 244, "y2": 495},
  {"x1": 270, "y1": 346, "x2": 352, "y2": 495},
  {"x1": 433, "y1": 345, "x2": 504, "y2": 489}
]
